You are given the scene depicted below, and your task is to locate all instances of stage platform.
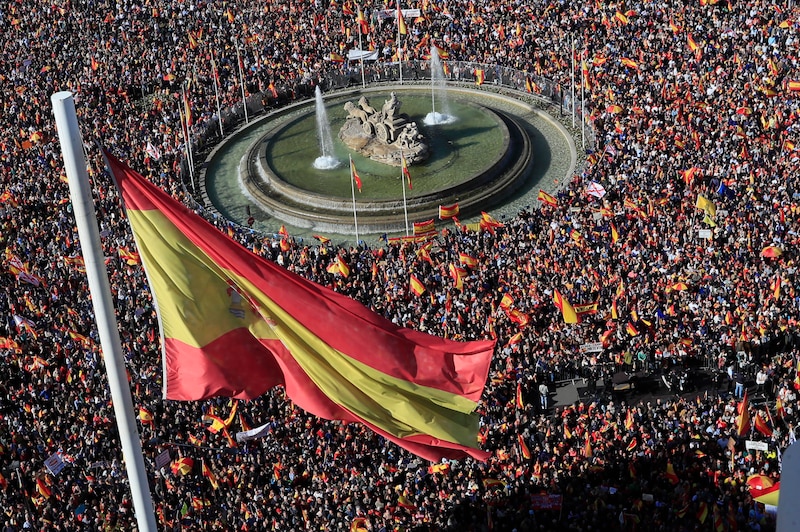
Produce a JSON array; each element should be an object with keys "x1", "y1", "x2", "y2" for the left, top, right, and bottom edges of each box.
[{"x1": 546, "y1": 369, "x2": 760, "y2": 413}]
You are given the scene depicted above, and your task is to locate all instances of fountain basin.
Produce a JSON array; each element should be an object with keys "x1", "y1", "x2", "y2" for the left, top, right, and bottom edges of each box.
[
  {"x1": 239, "y1": 89, "x2": 534, "y2": 234},
  {"x1": 200, "y1": 84, "x2": 578, "y2": 239}
]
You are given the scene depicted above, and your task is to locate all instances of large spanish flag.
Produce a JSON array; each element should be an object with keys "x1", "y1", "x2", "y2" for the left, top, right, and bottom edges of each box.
[{"x1": 104, "y1": 152, "x2": 495, "y2": 461}]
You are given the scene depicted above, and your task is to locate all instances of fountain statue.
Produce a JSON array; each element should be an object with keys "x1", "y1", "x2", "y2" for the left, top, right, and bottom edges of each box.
[
  {"x1": 313, "y1": 86, "x2": 339, "y2": 170},
  {"x1": 338, "y1": 92, "x2": 429, "y2": 167},
  {"x1": 424, "y1": 46, "x2": 456, "y2": 125}
]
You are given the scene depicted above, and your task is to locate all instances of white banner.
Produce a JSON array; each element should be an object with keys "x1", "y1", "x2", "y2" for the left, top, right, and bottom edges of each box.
[
  {"x1": 347, "y1": 49, "x2": 380, "y2": 61},
  {"x1": 580, "y1": 342, "x2": 604, "y2": 353},
  {"x1": 236, "y1": 423, "x2": 271, "y2": 442},
  {"x1": 376, "y1": 8, "x2": 421, "y2": 20},
  {"x1": 745, "y1": 440, "x2": 769, "y2": 452}
]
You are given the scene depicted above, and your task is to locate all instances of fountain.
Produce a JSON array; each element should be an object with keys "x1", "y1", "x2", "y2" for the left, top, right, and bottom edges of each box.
[
  {"x1": 204, "y1": 87, "x2": 569, "y2": 236},
  {"x1": 424, "y1": 46, "x2": 457, "y2": 125},
  {"x1": 312, "y1": 86, "x2": 339, "y2": 170}
]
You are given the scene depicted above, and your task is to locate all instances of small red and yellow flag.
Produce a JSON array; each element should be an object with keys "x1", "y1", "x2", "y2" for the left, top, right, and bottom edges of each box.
[
  {"x1": 438, "y1": 203, "x2": 460, "y2": 219},
  {"x1": 458, "y1": 253, "x2": 478, "y2": 269},
  {"x1": 553, "y1": 290, "x2": 578, "y2": 324},
  {"x1": 537, "y1": 189, "x2": 557, "y2": 207},
  {"x1": 687, "y1": 34, "x2": 699, "y2": 53},
  {"x1": 409, "y1": 274, "x2": 426, "y2": 296},
  {"x1": 518, "y1": 433, "x2": 531, "y2": 460},
  {"x1": 413, "y1": 219, "x2": 436, "y2": 236}
]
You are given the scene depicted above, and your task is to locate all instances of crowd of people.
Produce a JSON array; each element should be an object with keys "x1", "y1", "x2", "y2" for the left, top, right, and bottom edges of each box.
[{"x1": 2, "y1": 0, "x2": 800, "y2": 530}]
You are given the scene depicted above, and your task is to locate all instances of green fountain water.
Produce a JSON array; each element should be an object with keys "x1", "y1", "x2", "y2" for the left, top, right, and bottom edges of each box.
[{"x1": 265, "y1": 92, "x2": 504, "y2": 199}]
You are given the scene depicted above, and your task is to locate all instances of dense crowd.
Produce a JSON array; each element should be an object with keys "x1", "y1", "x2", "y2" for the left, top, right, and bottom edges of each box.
[{"x1": 2, "y1": 0, "x2": 800, "y2": 530}]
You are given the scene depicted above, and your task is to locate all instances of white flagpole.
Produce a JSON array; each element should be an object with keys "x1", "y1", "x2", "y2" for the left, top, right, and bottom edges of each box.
[
  {"x1": 401, "y1": 152, "x2": 409, "y2": 236},
  {"x1": 51, "y1": 91, "x2": 157, "y2": 532},
  {"x1": 181, "y1": 83, "x2": 196, "y2": 192},
  {"x1": 177, "y1": 98, "x2": 196, "y2": 192},
  {"x1": 359, "y1": 29, "x2": 366, "y2": 88},
  {"x1": 571, "y1": 35, "x2": 576, "y2": 129},
  {"x1": 349, "y1": 155, "x2": 359, "y2": 244},
  {"x1": 431, "y1": 48, "x2": 437, "y2": 119},
  {"x1": 211, "y1": 50, "x2": 224, "y2": 137},
  {"x1": 234, "y1": 41, "x2": 249, "y2": 124},
  {"x1": 581, "y1": 46, "x2": 586, "y2": 152},
  {"x1": 397, "y1": 5, "x2": 403, "y2": 85}
]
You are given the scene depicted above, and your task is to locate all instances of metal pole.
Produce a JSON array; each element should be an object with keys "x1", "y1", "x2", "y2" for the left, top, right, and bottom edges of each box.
[
  {"x1": 359, "y1": 31, "x2": 366, "y2": 89},
  {"x1": 51, "y1": 91, "x2": 157, "y2": 532},
  {"x1": 581, "y1": 47, "x2": 586, "y2": 152},
  {"x1": 181, "y1": 84, "x2": 196, "y2": 192},
  {"x1": 397, "y1": 6, "x2": 403, "y2": 85},
  {"x1": 571, "y1": 35, "x2": 575, "y2": 128},
  {"x1": 401, "y1": 153, "x2": 409, "y2": 236},
  {"x1": 349, "y1": 155, "x2": 359, "y2": 245},
  {"x1": 211, "y1": 51, "x2": 225, "y2": 137},
  {"x1": 431, "y1": 49, "x2": 436, "y2": 119},
  {"x1": 235, "y1": 41, "x2": 249, "y2": 124},
  {"x1": 177, "y1": 100, "x2": 195, "y2": 192}
]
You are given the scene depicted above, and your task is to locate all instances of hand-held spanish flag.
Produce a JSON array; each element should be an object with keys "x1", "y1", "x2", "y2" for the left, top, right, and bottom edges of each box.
[
  {"x1": 687, "y1": 34, "x2": 699, "y2": 53},
  {"x1": 202, "y1": 461, "x2": 219, "y2": 490},
  {"x1": 449, "y1": 263, "x2": 465, "y2": 291},
  {"x1": 665, "y1": 462, "x2": 679, "y2": 485},
  {"x1": 409, "y1": 273, "x2": 427, "y2": 296},
  {"x1": 736, "y1": 390, "x2": 751, "y2": 437},
  {"x1": 553, "y1": 290, "x2": 578, "y2": 324},
  {"x1": 518, "y1": 433, "x2": 531, "y2": 459},
  {"x1": 36, "y1": 477, "x2": 52, "y2": 498},
  {"x1": 171, "y1": 457, "x2": 194, "y2": 476},
  {"x1": 439, "y1": 203, "x2": 460, "y2": 219},
  {"x1": 104, "y1": 151, "x2": 495, "y2": 462},
  {"x1": 458, "y1": 253, "x2": 478, "y2": 269},
  {"x1": 413, "y1": 219, "x2": 436, "y2": 236},
  {"x1": 139, "y1": 407, "x2": 154, "y2": 426},
  {"x1": 537, "y1": 189, "x2": 557, "y2": 207},
  {"x1": 753, "y1": 411, "x2": 773, "y2": 437}
]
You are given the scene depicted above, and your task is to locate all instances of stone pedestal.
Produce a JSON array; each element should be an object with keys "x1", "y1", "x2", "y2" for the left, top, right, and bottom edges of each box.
[{"x1": 338, "y1": 93, "x2": 429, "y2": 167}]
